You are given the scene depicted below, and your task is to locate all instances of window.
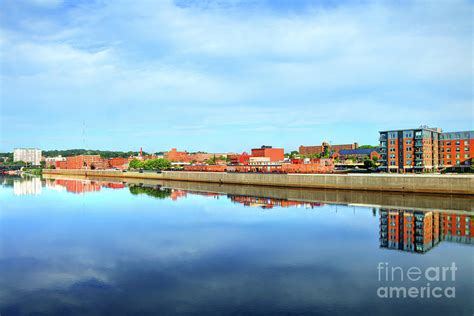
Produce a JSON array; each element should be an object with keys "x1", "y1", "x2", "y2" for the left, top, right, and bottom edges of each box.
[
  {"x1": 446, "y1": 141, "x2": 451, "y2": 146},
  {"x1": 406, "y1": 139, "x2": 412, "y2": 144},
  {"x1": 464, "y1": 154, "x2": 469, "y2": 158},
  {"x1": 456, "y1": 147, "x2": 460, "y2": 152},
  {"x1": 456, "y1": 141, "x2": 460, "y2": 145},
  {"x1": 446, "y1": 148, "x2": 451, "y2": 152},
  {"x1": 465, "y1": 147, "x2": 469, "y2": 151},
  {"x1": 456, "y1": 154, "x2": 460, "y2": 158},
  {"x1": 464, "y1": 140, "x2": 469, "y2": 146},
  {"x1": 406, "y1": 154, "x2": 412, "y2": 158}
]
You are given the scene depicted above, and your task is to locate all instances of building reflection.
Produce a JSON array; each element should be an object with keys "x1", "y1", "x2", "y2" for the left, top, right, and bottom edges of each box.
[
  {"x1": 146, "y1": 186, "x2": 324, "y2": 209},
  {"x1": 379, "y1": 208, "x2": 472, "y2": 254},
  {"x1": 13, "y1": 177, "x2": 42, "y2": 196},
  {"x1": 45, "y1": 178, "x2": 125, "y2": 194},
  {"x1": 228, "y1": 195, "x2": 324, "y2": 209}
]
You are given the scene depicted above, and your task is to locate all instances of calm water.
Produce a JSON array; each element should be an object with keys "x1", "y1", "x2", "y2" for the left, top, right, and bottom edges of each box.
[{"x1": 0, "y1": 175, "x2": 472, "y2": 316}]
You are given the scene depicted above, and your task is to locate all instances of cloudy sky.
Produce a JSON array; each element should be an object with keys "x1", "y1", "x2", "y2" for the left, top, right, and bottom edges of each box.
[{"x1": 0, "y1": 0, "x2": 472, "y2": 153}]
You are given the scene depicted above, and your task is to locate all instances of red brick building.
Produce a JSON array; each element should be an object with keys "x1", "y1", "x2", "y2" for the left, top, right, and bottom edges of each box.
[
  {"x1": 228, "y1": 152, "x2": 251, "y2": 165},
  {"x1": 109, "y1": 157, "x2": 130, "y2": 170},
  {"x1": 439, "y1": 131, "x2": 474, "y2": 169},
  {"x1": 379, "y1": 127, "x2": 473, "y2": 172},
  {"x1": 64, "y1": 155, "x2": 109, "y2": 170},
  {"x1": 165, "y1": 148, "x2": 190, "y2": 162},
  {"x1": 299, "y1": 142, "x2": 358, "y2": 156},
  {"x1": 251, "y1": 146, "x2": 284, "y2": 162}
]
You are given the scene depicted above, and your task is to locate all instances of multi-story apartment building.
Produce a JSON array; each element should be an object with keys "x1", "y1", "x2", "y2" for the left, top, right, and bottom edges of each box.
[
  {"x1": 439, "y1": 131, "x2": 474, "y2": 169},
  {"x1": 13, "y1": 148, "x2": 42, "y2": 166},
  {"x1": 379, "y1": 127, "x2": 473, "y2": 172},
  {"x1": 379, "y1": 126, "x2": 441, "y2": 172}
]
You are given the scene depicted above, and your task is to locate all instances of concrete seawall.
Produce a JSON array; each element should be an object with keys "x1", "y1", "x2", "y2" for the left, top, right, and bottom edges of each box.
[{"x1": 42, "y1": 169, "x2": 474, "y2": 195}]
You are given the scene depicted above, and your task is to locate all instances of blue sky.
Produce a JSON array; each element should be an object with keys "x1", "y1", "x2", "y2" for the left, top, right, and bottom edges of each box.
[{"x1": 0, "y1": 0, "x2": 472, "y2": 153}]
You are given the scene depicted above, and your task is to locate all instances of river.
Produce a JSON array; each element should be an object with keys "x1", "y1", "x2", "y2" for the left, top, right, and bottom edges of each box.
[{"x1": 0, "y1": 175, "x2": 472, "y2": 315}]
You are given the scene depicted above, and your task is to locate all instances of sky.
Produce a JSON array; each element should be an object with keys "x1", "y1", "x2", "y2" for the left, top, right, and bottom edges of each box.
[{"x1": 0, "y1": 0, "x2": 472, "y2": 153}]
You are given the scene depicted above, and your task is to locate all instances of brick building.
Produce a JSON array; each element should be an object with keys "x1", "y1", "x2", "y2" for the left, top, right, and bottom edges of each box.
[
  {"x1": 228, "y1": 152, "x2": 251, "y2": 165},
  {"x1": 299, "y1": 142, "x2": 358, "y2": 156},
  {"x1": 379, "y1": 127, "x2": 473, "y2": 172},
  {"x1": 109, "y1": 157, "x2": 130, "y2": 170},
  {"x1": 334, "y1": 148, "x2": 380, "y2": 162},
  {"x1": 379, "y1": 127, "x2": 442, "y2": 172},
  {"x1": 165, "y1": 148, "x2": 190, "y2": 162},
  {"x1": 251, "y1": 146, "x2": 284, "y2": 162},
  {"x1": 64, "y1": 155, "x2": 109, "y2": 170},
  {"x1": 44, "y1": 156, "x2": 66, "y2": 168},
  {"x1": 439, "y1": 131, "x2": 474, "y2": 169},
  {"x1": 165, "y1": 148, "x2": 232, "y2": 163}
]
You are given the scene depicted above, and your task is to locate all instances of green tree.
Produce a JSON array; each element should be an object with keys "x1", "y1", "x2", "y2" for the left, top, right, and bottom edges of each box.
[
  {"x1": 205, "y1": 155, "x2": 217, "y2": 165},
  {"x1": 143, "y1": 158, "x2": 171, "y2": 170},
  {"x1": 129, "y1": 159, "x2": 144, "y2": 170},
  {"x1": 363, "y1": 159, "x2": 376, "y2": 169}
]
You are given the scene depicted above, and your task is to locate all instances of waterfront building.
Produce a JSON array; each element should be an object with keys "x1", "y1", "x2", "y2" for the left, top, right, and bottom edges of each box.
[
  {"x1": 379, "y1": 127, "x2": 473, "y2": 172},
  {"x1": 251, "y1": 146, "x2": 284, "y2": 162},
  {"x1": 439, "y1": 130, "x2": 474, "y2": 170},
  {"x1": 64, "y1": 155, "x2": 109, "y2": 170},
  {"x1": 299, "y1": 142, "x2": 358, "y2": 156},
  {"x1": 165, "y1": 148, "x2": 232, "y2": 164},
  {"x1": 44, "y1": 155, "x2": 66, "y2": 168},
  {"x1": 228, "y1": 152, "x2": 251, "y2": 165},
  {"x1": 109, "y1": 157, "x2": 130, "y2": 170},
  {"x1": 13, "y1": 148, "x2": 42, "y2": 165},
  {"x1": 378, "y1": 126, "x2": 442, "y2": 172}
]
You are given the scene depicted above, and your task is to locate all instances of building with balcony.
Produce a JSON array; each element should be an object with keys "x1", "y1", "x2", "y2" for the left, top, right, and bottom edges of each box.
[
  {"x1": 379, "y1": 127, "x2": 473, "y2": 172},
  {"x1": 378, "y1": 126, "x2": 442, "y2": 172},
  {"x1": 439, "y1": 131, "x2": 473, "y2": 170}
]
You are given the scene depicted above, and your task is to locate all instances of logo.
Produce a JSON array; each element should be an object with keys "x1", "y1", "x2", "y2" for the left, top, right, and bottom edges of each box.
[{"x1": 376, "y1": 262, "x2": 457, "y2": 299}]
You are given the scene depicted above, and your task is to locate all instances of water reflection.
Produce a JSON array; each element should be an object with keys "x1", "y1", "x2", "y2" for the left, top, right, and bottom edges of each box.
[
  {"x1": 1, "y1": 175, "x2": 473, "y2": 315},
  {"x1": 13, "y1": 177, "x2": 42, "y2": 196},
  {"x1": 379, "y1": 209, "x2": 472, "y2": 254}
]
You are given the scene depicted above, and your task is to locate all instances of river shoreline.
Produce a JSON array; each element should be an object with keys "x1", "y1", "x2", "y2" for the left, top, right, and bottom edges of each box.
[{"x1": 42, "y1": 169, "x2": 474, "y2": 195}]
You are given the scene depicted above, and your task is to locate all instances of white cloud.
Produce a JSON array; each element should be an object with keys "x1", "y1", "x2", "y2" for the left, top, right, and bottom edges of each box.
[{"x1": 0, "y1": 0, "x2": 472, "y2": 150}]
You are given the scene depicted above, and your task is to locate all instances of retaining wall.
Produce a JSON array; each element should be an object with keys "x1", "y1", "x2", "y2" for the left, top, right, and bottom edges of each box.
[{"x1": 42, "y1": 169, "x2": 474, "y2": 195}]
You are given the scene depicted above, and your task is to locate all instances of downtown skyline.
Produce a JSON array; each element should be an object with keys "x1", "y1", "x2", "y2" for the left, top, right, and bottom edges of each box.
[{"x1": 1, "y1": 0, "x2": 472, "y2": 153}]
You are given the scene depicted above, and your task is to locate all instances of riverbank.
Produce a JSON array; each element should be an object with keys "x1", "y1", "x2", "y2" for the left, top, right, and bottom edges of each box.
[
  {"x1": 42, "y1": 173, "x2": 474, "y2": 212},
  {"x1": 42, "y1": 169, "x2": 474, "y2": 195}
]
